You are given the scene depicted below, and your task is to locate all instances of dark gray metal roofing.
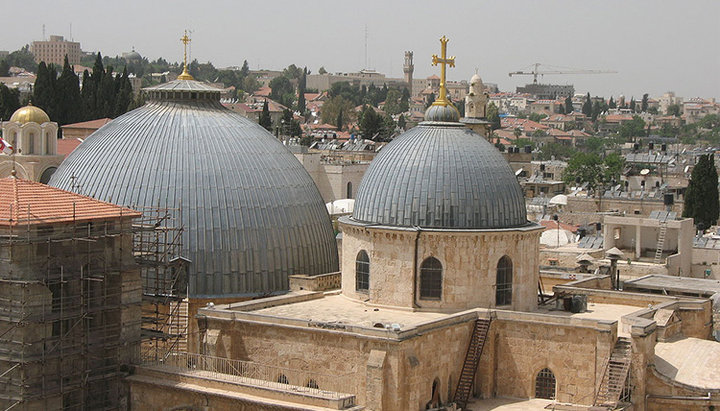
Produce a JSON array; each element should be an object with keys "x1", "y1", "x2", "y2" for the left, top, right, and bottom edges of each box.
[
  {"x1": 352, "y1": 122, "x2": 529, "y2": 229},
  {"x1": 49, "y1": 96, "x2": 338, "y2": 298}
]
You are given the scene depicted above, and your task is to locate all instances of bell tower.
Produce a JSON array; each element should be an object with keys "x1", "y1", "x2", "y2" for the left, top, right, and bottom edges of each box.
[{"x1": 403, "y1": 51, "x2": 414, "y2": 95}]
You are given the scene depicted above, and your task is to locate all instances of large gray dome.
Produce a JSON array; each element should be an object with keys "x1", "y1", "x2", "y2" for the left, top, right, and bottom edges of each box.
[
  {"x1": 352, "y1": 121, "x2": 528, "y2": 229},
  {"x1": 50, "y1": 79, "x2": 338, "y2": 298}
]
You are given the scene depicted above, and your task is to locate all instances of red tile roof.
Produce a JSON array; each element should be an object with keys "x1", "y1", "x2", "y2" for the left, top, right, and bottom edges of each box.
[
  {"x1": 540, "y1": 220, "x2": 578, "y2": 233},
  {"x1": 253, "y1": 86, "x2": 272, "y2": 98},
  {"x1": 0, "y1": 177, "x2": 141, "y2": 227},
  {"x1": 57, "y1": 138, "x2": 84, "y2": 158},
  {"x1": 61, "y1": 118, "x2": 112, "y2": 130}
]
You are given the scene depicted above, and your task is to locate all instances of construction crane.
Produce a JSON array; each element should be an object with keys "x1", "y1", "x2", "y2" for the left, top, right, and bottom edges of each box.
[{"x1": 509, "y1": 63, "x2": 617, "y2": 84}]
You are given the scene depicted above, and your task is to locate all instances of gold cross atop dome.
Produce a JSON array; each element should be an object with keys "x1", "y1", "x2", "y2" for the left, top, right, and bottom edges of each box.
[
  {"x1": 431, "y1": 36, "x2": 455, "y2": 107},
  {"x1": 177, "y1": 30, "x2": 194, "y2": 80}
]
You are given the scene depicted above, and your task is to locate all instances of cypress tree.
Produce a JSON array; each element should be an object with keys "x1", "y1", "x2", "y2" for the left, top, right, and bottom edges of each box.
[
  {"x1": 56, "y1": 55, "x2": 82, "y2": 126},
  {"x1": 641, "y1": 93, "x2": 649, "y2": 112},
  {"x1": 0, "y1": 83, "x2": 20, "y2": 120},
  {"x1": 113, "y1": 67, "x2": 133, "y2": 117},
  {"x1": 609, "y1": 96, "x2": 616, "y2": 109},
  {"x1": 582, "y1": 93, "x2": 592, "y2": 117},
  {"x1": 336, "y1": 109, "x2": 343, "y2": 131},
  {"x1": 683, "y1": 154, "x2": 719, "y2": 229},
  {"x1": 297, "y1": 68, "x2": 306, "y2": 114},
  {"x1": 80, "y1": 69, "x2": 95, "y2": 120},
  {"x1": 629, "y1": 97, "x2": 636, "y2": 113},
  {"x1": 398, "y1": 114, "x2": 406, "y2": 130},
  {"x1": 259, "y1": 100, "x2": 272, "y2": 130},
  {"x1": 565, "y1": 96, "x2": 573, "y2": 114}
]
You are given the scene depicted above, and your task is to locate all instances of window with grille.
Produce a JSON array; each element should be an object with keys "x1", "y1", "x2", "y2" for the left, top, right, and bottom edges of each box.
[
  {"x1": 420, "y1": 257, "x2": 442, "y2": 300},
  {"x1": 535, "y1": 368, "x2": 556, "y2": 400},
  {"x1": 355, "y1": 250, "x2": 369, "y2": 292},
  {"x1": 277, "y1": 374, "x2": 289, "y2": 384},
  {"x1": 496, "y1": 256, "x2": 513, "y2": 306},
  {"x1": 306, "y1": 379, "x2": 319, "y2": 389}
]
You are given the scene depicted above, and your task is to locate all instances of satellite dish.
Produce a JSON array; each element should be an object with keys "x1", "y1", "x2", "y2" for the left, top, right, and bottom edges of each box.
[
  {"x1": 684, "y1": 166, "x2": 690, "y2": 173},
  {"x1": 640, "y1": 169, "x2": 650, "y2": 176},
  {"x1": 515, "y1": 168, "x2": 524, "y2": 176}
]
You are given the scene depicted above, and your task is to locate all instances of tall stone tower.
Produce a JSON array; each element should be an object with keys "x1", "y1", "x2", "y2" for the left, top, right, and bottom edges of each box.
[{"x1": 403, "y1": 51, "x2": 414, "y2": 94}]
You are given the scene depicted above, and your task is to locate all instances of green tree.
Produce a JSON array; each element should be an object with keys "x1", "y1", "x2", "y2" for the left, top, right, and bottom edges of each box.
[
  {"x1": 380, "y1": 113, "x2": 396, "y2": 141},
  {"x1": 318, "y1": 66, "x2": 328, "y2": 75},
  {"x1": 240, "y1": 60, "x2": 250, "y2": 78},
  {"x1": 591, "y1": 101, "x2": 602, "y2": 122},
  {"x1": 259, "y1": 100, "x2": 272, "y2": 131},
  {"x1": 618, "y1": 115, "x2": 646, "y2": 141},
  {"x1": 629, "y1": 97, "x2": 636, "y2": 113},
  {"x1": 584, "y1": 136, "x2": 606, "y2": 153},
  {"x1": 582, "y1": 93, "x2": 592, "y2": 117},
  {"x1": 528, "y1": 112, "x2": 547, "y2": 122},
  {"x1": 282, "y1": 64, "x2": 303, "y2": 80},
  {"x1": 0, "y1": 83, "x2": 21, "y2": 120},
  {"x1": 608, "y1": 96, "x2": 616, "y2": 109},
  {"x1": 359, "y1": 106, "x2": 383, "y2": 139},
  {"x1": 563, "y1": 152, "x2": 604, "y2": 189},
  {"x1": 400, "y1": 88, "x2": 410, "y2": 112},
  {"x1": 425, "y1": 92, "x2": 435, "y2": 108},
  {"x1": 241, "y1": 76, "x2": 260, "y2": 94},
  {"x1": 296, "y1": 68, "x2": 307, "y2": 114},
  {"x1": 56, "y1": 55, "x2": 82, "y2": 126},
  {"x1": 336, "y1": 109, "x2": 344, "y2": 131},
  {"x1": 5, "y1": 45, "x2": 36, "y2": 72},
  {"x1": 383, "y1": 89, "x2": 403, "y2": 115},
  {"x1": 32, "y1": 62, "x2": 58, "y2": 120},
  {"x1": 641, "y1": 93, "x2": 649, "y2": 112},
  {"x1": 269, "y1": 76, "x2": 294, "y2": 107},
  {"x1": 602, "y1": 152, "x2": 625, "y2": 185},
  {"x1": 321, "y1": 96, "x2": 355, "y2": 128},
  {"x1": 398, "y1": 114, "x2": 406, "y2": 130},
  {"x1": 0, "y1": 60, "x2": 9, "y2": 77},
  {"x1": 486, "y1": 102, "x2": 501, "y2": 130},
  {"x1": 538, "y1": 142, "x2": 577, "y2": 161},
  {"x1": 683, "y1": 154, "x2": 719, "y2": 229},
  {"x1": 667, "y1": 104, "x2": 681, "y2": 117},
  {"x1": 565, "y1": 95, "x2": 573, "y2": 113}
]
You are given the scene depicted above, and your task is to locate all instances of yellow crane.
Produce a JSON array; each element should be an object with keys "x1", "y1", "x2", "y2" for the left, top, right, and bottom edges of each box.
[{"x1": 509, "y1": 63, "x2": 617, "y2": 84}]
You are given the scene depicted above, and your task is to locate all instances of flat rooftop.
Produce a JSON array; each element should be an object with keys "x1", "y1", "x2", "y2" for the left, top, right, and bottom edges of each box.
[
  {"x1": 624, "y1": 274, "x2": 720, "y2": 296},
  {"x1": 214, "y1": 291, "x2": 640, "y2": 337},
  {"x1": 535, "y1": 302, "x2": 640, "y2": 337},
  {"x1": 252, "y1": 293, "x2": 447, "y2": 330}
]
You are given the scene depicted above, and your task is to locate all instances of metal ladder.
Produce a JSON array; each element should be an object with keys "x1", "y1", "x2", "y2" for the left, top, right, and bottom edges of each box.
[
  {"x1": 453, "y1": 317, "x2": 492, "y2": 409},
  {"x1": 594, "y1": 337, "x2": 632, "y2": 409},
  {"x1": 654, "y1": 222, "x2": 667, "y2": 264}
]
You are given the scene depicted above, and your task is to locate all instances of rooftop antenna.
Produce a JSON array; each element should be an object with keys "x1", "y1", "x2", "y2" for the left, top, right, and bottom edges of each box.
[{"x1": 364, "y1": 24, "x2": 368, "y2": 70}]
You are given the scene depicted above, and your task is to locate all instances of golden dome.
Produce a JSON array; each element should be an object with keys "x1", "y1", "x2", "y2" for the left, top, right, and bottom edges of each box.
[{"x1": 10, "y1": 104, "x2": 51, "y2": 124}]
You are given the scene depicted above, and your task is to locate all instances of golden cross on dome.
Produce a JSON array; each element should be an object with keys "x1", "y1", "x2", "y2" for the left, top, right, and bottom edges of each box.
[
  {"x1": 431, "y1": 36, "x2": 455, "y2": 106},
  {"x1": 178, "y1": 30, "x2": 194, "y2": 80}
]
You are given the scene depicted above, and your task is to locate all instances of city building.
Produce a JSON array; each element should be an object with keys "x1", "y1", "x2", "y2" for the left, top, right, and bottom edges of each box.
[
  {"x1": 0, "y1": 176, "x2": 141, "y2": 410},
  {"x1": 516, "y1": 83, "x2": 574, "y2": 100},
  {"x1": 30, "y1": 35, "x2": 82, "y2": 66}
]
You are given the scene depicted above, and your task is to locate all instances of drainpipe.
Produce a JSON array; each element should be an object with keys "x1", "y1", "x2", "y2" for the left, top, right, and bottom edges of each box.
[
  {"x1": 645, "y1": 392, "x2": 712, "y2": 410},
  {"x1": 412, "y1": 226, "x2": 422, "y2": 309}
]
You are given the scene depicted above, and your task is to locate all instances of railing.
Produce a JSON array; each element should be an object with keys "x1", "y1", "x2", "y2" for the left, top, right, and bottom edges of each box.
[{"x1": 141, "y1": 352, "x2": 356, "y2": 400}]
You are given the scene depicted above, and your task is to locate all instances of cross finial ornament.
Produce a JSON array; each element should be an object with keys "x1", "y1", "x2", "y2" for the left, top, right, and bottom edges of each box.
[
  {"x1": 431, "y1": 36, "x2": 455, "y2": 106},
  {"x1": 178, "y1": 30, "x2": 194, "y2": 80}
]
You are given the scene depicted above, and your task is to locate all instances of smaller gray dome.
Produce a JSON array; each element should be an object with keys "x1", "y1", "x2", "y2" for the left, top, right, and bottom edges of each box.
[
  {"x1": 425, "y1": 104, "x2": 460, "y2": 122},
  {"x1": 352, "y1": 122, "x2": 529, "y2": 229}
]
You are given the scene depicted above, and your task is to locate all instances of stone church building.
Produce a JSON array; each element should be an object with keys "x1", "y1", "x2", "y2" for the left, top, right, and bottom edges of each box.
[{"x1": 127, "y1": 38, "x2": 720, "y2": 411}]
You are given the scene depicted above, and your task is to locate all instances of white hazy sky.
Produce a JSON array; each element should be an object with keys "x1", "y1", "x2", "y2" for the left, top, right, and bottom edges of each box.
[{"x1": 2, "y1": 0, "x2": 719, "y2": 99}]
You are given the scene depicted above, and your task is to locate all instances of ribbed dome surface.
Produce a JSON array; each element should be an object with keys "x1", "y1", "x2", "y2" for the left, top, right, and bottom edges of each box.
[
  {"x1": 352, "y1": 122, "x2": 528, "y2": 229},
  {"x1": 49, "y1": 83, "x2": 338, "y2": 298}
]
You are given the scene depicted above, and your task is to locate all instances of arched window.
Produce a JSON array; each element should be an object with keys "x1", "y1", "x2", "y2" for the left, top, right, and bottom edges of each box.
[
  {"x1": 346, "y1": 182, "x2": 353, "y2": 199},
  {"x1": 306, "y1": 379, "x2": 319, "y2": 389},
  {"x1": 535, "y1": 368, "x2": 556, "y2": 400},
  {"x1": 355, "y1": 250, "x2": 369, "y2": 291},
  {"x1": 26, "y1": 133, "x2": 35, "y2": 155},
  {"x1": 496, "y1": 256, "x2": 513, "y2": 306},
  {"x1": 277, "y1": 374, "x2": 289, "y2": 384},
  {"x1": 420, "y1": 257, "x2": 442, "y2": 300}
]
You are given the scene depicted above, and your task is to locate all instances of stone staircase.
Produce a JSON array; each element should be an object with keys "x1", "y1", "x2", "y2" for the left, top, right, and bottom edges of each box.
[
  {"x1": 593, "y1": 337, "x2": 632, "y2": 409},
  {"x1": 452, "y1": 317, "x2": 492, "y2": 409}
]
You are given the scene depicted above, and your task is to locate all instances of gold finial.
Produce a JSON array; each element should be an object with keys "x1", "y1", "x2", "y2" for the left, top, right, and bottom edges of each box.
[
  {"x1": 177, "y1": 30, "x2": 194, "y2": 80},
  {"x1": 431, "y1": 36, "x2": 456, "y2": 108}
]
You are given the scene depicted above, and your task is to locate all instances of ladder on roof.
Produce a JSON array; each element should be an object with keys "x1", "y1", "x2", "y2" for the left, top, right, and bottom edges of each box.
[
  {"x1": 654, "y1": 222, "x2": 668, "y2": 264},
  {"x1": 452, "y1": 317, "x2": 492, "y2": 409},
  {"x1": 593, "y1": 337, "x2": 632, "y2": 409}
]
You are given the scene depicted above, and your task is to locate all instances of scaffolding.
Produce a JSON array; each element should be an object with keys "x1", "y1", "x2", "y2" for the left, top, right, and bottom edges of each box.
[
  {"x1": 0, "y1": 212, "x2": 142, "y2": 410},
  {"x1": 132, "y1": 207, "x2": 188, "y2": 363}
]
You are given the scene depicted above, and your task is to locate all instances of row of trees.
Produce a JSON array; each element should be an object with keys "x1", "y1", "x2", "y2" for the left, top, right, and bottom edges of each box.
[{"x1": 32, "y1": 54, "x2": 135, "y2": 129}]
